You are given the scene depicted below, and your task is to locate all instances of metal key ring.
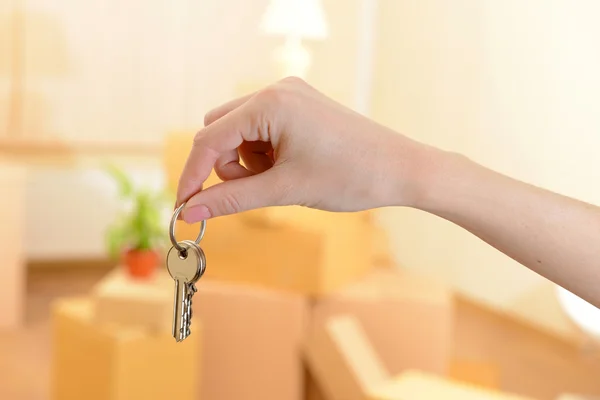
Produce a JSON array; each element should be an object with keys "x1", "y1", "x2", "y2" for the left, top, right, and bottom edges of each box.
[{"x1": 169, "y1": 202, "x2": 206, "y2": 254}]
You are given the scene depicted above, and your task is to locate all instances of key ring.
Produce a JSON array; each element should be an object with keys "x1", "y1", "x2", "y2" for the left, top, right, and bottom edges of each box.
[{"x1": 169, "y1": 202, "x2": 206, "y2": 255}]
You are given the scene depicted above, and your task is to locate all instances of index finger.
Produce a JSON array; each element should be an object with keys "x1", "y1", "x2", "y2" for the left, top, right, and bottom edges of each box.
[
  {"x1": 175, "y1": 96, "x2": 265, "y2": 208},
  {"x1": 204, "y1": 92, "x2": 256, "y2": 126}
]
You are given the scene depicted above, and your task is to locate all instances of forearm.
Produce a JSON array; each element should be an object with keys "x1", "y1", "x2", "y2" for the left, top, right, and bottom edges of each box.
[{"x1": 412, "y1": 147, "x2": 600, "y2": 308}]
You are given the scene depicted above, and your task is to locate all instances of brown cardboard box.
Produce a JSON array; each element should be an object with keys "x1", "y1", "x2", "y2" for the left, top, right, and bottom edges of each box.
[
  {"x1": 200, "y1": 206, "x2": 373, "y2": 295},
  {"x1": 369, "y1": 224, "x2": 395, "y2": 268},
  {"x1": 240, "y1": 207, "x2": 392, "y2": 269},
  {"x1": 163, "y1": 131, "x2": 199, "y2": 196},
  {"x1": 453, "y1": 297, "x2": 600, "y2": 398},
  {"x1": 304, "y1": 314, "x2": 389, "y2": 400},
  {"x1": 369, "y1": 370, "x2": 536, "y2": 400},
  {"x1": 449, "y1": 360, "x2": 499, "y2": 390},
  {"x1": 194, "y1": 279, "x2": 309, "y2": 400},
  {"x1": 304, "y1": 315, "x2": 532, "y2": 400},
  {"x1": 50, "y1": 297, "x2": 199, "y2": 400},
  {"x1": 360, "y1": 210, "x2": 395, "y2": 268},
  {"x1": 311, "y1": 268, "x2": 453, "y2": 375},
  {"x1": 305, "y1": 367, "x2": 329, "y2": 400},
  {"x1": 91, "y1": 267, "x2": 173, "y2": 334}
]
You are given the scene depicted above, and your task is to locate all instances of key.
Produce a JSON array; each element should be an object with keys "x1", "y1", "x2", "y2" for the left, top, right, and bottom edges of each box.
[
  {"x1": 166, "y1": 240, "x2": 205, "y2": 341},
  {"x1": 166, "y1": 239, "x2": 206, "y2": 342}
]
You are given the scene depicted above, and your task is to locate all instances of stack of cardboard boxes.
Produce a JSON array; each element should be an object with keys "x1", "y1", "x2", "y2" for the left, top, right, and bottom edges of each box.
[{"x1": 50, "y1": 132, "x2": 564, "y2": 399}]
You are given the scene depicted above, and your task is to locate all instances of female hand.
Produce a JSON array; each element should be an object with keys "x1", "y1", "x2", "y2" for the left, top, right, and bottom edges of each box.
[{"x1": 176, "y1": 77, "x2": 428, "y2": 223}]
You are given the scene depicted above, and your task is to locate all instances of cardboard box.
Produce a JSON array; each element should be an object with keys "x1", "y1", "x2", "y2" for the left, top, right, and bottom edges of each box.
[
  {"x1": 239, "y1": 207, "x2": 386, "y2": 267},
  {"x1": 163, "y1": 131, "x2": 197, "y2": 196},
  {"x1": 242, "y1": 207, "x2": 395, "y2": 270},
  {"x1": 305, "y1": 367, "x2": 329, "y2": 400},
  {"x1": 369, "y1": 370, "x2": 536, "y2": 400},
  {"x1": 356, "y1": 210, "x2": 395, "y2": 268},
  {"x1": 311, "y1": 268, "x2": 453, "y2": 375},
  {"x1": 194, "y1": 279, "x2": 309, "y2": 400},
  {"x1": 304, "y1": 314, "x2": 532, "y2": 400},
  {"x1": 201, "y1": 206, "x2": 373, "y2": 295},
  {"x1": 449, "y1": 360, "x2": 499, "y2": 390},
  {"x1": 304, "y1": 314, "x2": 389, "y2": 400},
  {"x1": 453, "y1": 296, "x2": 600, "y2": 398},
  {"x1": 91, "y1": 267, "x2": 174, "y2": 334},
  {"x1": 50, "y1": 297, "x2": 199, "y2": 400},
  {"x1": 369, "y1": 224, "x2": 395, "y2": 268}
]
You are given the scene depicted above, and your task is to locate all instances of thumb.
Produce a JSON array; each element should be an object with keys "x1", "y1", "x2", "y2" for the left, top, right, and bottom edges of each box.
[{"x1": 181, "y1": 169, "x2": 288, "y2": 223}]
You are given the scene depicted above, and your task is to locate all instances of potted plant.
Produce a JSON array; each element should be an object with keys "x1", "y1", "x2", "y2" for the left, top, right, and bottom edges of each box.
[{"x1": 104, "y1": 164, "x2": 170, "y2": 279}]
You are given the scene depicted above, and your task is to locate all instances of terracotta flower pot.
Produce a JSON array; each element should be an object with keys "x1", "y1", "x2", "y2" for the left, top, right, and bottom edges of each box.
[{"x1": 123, "y1": 248, "x2": 160, "y2": 279}]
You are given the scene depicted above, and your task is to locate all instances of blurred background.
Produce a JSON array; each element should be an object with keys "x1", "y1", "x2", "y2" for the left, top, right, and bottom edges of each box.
[{"x1": 1, "y1": 0, "x2": 600, "y2": 399}]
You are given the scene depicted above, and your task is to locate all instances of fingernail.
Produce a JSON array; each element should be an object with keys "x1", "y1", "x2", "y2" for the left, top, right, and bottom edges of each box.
[{"x1": 183, "y1": 205, "x2": 211, "y2": 223}]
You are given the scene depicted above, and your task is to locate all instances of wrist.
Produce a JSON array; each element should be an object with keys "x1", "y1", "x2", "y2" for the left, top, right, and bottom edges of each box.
[{"x1": 400, "y1": 142, "x2": 472, "y2": 213}]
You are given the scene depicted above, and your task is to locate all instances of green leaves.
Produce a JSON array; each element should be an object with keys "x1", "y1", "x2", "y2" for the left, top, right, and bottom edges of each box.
[
  {"x1": 104, "y1": 163, "x2": 134, "y2": 199},
  {"x1": 106, "y1": 220, "x2": 131, "y2": 259},
  {"x1": 104, "y1": 164, "x2": 169, "y2": 258}
]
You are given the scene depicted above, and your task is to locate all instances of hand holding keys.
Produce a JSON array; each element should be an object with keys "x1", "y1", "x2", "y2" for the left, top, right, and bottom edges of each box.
[{"x1": 167, "y1": 203, "x2": 207, "y2": 342}]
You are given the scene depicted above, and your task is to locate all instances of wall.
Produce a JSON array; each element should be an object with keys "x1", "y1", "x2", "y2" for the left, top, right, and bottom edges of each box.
[
  {"x1": 11, "y1": 0, "x2": 362, "y2": 145},
  {"x1": 0, "y1": 0, "x2": 15, "y2": 138},
  {"x1": 15, "y1": 0, "x2": 271, "y2": 144},
  {"x1": 14, "y1": 0, "x2": 599, "y2": 334},
  {"x1": 370, "y1": 0, "x2": 600, "y2": 316}
]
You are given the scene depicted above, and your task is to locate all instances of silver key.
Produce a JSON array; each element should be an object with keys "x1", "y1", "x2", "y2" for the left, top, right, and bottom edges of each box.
[{"x1": 166, "y1": 240, "x2": 206, "y2": 342}]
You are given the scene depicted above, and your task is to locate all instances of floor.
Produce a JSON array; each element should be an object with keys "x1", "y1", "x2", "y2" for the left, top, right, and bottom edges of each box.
[{"x1": 2, "y1": 266, "x2": 600, "y2": 400}]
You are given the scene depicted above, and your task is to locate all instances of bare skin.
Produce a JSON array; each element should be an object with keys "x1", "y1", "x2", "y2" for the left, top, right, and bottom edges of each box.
[{"x1": 176, "y1": 77, "x2": 600, "y2": 308}]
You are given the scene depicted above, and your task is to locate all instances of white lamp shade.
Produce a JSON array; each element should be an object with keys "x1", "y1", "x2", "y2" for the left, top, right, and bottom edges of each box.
[
  {"x1": 260, "y1": 0, "x2": 329, "y2": 40},
  {"x1": 556, "y1": 285, "x2": 600, "y2": 339}
]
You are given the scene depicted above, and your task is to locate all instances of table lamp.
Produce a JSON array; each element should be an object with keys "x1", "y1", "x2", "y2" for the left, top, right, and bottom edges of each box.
[{"x1": 260, "y1": 0, "x2": 328, "y2": 79}]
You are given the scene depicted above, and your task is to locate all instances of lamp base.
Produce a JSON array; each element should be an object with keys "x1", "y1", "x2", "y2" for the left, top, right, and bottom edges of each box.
[{"x1": 273, "y1": 36, "x2": 311, "y2": 79}]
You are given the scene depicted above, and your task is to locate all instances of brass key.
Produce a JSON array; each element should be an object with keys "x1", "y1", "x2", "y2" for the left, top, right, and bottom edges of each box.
[
  {"x1": 168, "y1": 203, "x2": 207, "y2": 342},
  {"x1": 166, "y1": 240, "x2": 206, "y2": 342}
]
